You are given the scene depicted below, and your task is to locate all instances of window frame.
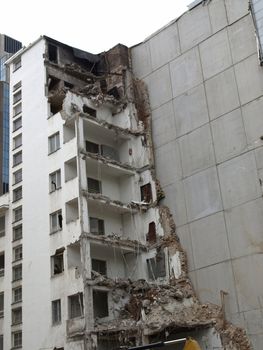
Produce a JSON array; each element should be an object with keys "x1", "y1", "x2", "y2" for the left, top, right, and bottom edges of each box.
[
  {"x1": 12, "y1": 330, "x2": 22, "y2": 349},
  {"x1": 49, "y1": 169, "x2": 61, "y2": 192},
  {"x1": 13, "y1": 169, "x2": 22, "y2": 185},
  {"x1": 13, "y1": 225, "x2": 22, "y2": 241},
  {"x1": 13, "y1": 151, "x2": 22, "y2": 167},
  {"x1": 12, "y1": 286, "x2": 22, "y2": 304},
  {"x1": 13, "y1": 245, "x2": 22, "y2": 262},
  {"x1": 13, "y1": 117, "x2": 22, "y2": 132},
  {"x1": 13, "y1": 206, "x2": 22, "y2": 223},
  {"x1": 52, "y1": 299, "x2": 61, "y2": 325},
  {"x1": 13, "y1": 186, "x2": 22, "y2": 202},
  {"x1": 50, "y1": 210, "x2": 63, "y2": 233},
  {"x1": 12, "y1": 264, "x2": 22, "y2": 282},
  {"x1": 48, "y1": 132, "x2": 60, "y2": 155}
]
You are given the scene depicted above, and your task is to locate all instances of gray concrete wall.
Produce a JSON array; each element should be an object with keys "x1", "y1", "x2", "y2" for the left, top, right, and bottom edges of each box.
[{"x1": 131, "y1": 0, "x2": 263, "y2": 348}]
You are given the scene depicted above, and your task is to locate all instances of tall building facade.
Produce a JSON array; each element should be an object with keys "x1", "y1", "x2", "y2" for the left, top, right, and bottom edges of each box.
[
  {"x1": 3, "y1": 36, "x2": 233, "y2": 350},
  {"x1": 0, "y1": 34, "x2": 22, "y2": 195}
]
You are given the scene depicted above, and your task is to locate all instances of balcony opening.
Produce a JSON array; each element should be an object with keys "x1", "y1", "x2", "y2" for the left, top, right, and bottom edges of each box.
[
  {"x1": 86, "y1": 140, "x2": 99, "y2": 154},
  {"x1": 63, "y1": 120, "x2": 76, "y2": 143},
  {"x1": 51, "y1": 248, "x2": 65, "y2": 275},
  {"x1": 147, "y1": 249, "x2": 166, "y2": 280},
  {"x1": 64, "y1": 157, "x2": 77, "y2": 182},
  {"x1": 88, "y1": 178, "x2": 102, "y2": 194},
  {"x1": 101, "y1": 144, "x2": 119, "y2": 162},
  {"x1": 92, "y1": 259, "x2": 107, "y2": 277},
  {"x1": 93, "y1": 290, "x2": 109, "y2": 319},
  {"x1": 66, "y1": 198, "x2": 79, "y2": 223},
  {"x1": 83, "y1": 105, "x2": 96, "y2": 118},
  {"x1": 140, "y1": 183, "x2": 152, "y2": 203},
  {"x1": 68, "y1": 293, "x2": 83, "y2": 319},
  {"x1": 89, "y1": 217, "x2": 105, "y2": 235},
  {"x1": 147, "y1": 222, "x2": 157, "y2": 244},
  {"x1": 67, "y1": 243, "x2": 81, "y2": 277}
]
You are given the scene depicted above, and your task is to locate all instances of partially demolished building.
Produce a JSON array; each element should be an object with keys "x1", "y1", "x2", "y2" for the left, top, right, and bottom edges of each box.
[{"x1": 0, "y1": 0, "x2": 263, "y2": 349}]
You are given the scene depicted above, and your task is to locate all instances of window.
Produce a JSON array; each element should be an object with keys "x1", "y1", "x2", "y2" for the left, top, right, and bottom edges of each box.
[
  {"x1": 68, "y1": 293, "x2": 83, "y2": 319},
  {"x1": 13, "y1": 186, "x2": 22, "y2": 202},
  {"x1": 87, "y1": 178, "x2": 101, "y2": 194},
  {"x1": 0, "y1": 216, "x2": 5, "y2": 238},
  {"x1": 13, "y1": 90, "x2": 22, "y2": 105},
  {"x1": 13, "y1": 225, "x2": 22, "y2": 240},
  {"x1": 13, "y1": 169, "x2": 22, "y2": 184},
  {"x1": 13, "y1": 287, "x2": 22, "y2": 303},
  {"x1": 52, "y1": 299, "x2": 61, "y2": 325},
  {"x1": 13, "y1": 117, "x2": 22, "y2": 131},
  {"x1": 48, "y1": 132, "x2": 60, "y2": 154},
  {"x1": 51, "y1": 248, "x2": 64, "y2": 275},
  {"x1": 92, "y1": 259, "x2": 107, "y2": 277},
  {"x1": 93, "y1": 290, "x2": 109, "y2": 318},
  {"x1": 140, "y1": 183, "x2": 152, "y2": 203},
  {"x1": 13, "y1": 206, "x2": 22, "y2": 222},
  {"x1": 0, "y1": 253, "x2": 4, "y2": 277},
  {"x1": 0, "y1": 293, "x2": 3, "y2": 317},
  {"x1": 13, "y1": 58, "x2": 21, "y2": 72},
  {"x1": 13, "y1": 134, "x2": 22, "y2": 149},
  {"x1": 49, "y1": 170, "x2": 61, "y2": 192},
  {"x1": 13, "y1": 264, "x2": 22, "y2": 281},
  {"x1": 86, "y1": 141, "x2": 99, "y2": 154},
  {"x1": 13, "y1": 81, "x2": 21, "y2": 92},
  {"x1": 50, "y1": 210, "x2": 63, "y2": 233},
  {"x1": 12, "y1": 330, "x2": 22, "y2": 348},
  {"x1": 12, "y1": 307, "x2": 22, "y2": 325},
  {"x1": 147, "y1": 222, "x2": 157, "y2": 244},
  {"x1": 13, "y1": 102, "x2": 22, "y2": 117},
  {"x1": 147, "y1": 249, "x2": 166, "y2": 280},
  {"x1": 89, "y1": 217, "x2": 105, "y2": 235},
  {"x1": 13, "y1": 246, "x2": 22, "y2": 262},
  {"x1": 83, "y1": 105, "x2": 96, "y2": 117},
  {"x1": 0, "y1": 335, "x2": 3, "y2": 350},
  {"x1": 13, "y1": 151, "x2": 22, "y2": 166}
]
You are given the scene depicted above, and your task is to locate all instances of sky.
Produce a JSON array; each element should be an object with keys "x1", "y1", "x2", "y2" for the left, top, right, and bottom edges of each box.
[{"x1": 1, "y1": 0, "x2": 191, "y2": 53}]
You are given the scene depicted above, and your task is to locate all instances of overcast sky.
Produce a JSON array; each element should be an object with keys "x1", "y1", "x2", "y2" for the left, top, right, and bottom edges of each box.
[{"x1": 2, "y1": 0, "x2": 191, "y2": 53}]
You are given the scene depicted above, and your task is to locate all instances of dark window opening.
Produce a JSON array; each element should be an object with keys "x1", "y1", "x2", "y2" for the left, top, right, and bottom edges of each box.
[
  {"x1": 58, "y1": 214, "x2": 63, "y2": 229},
  {"x1": 92, "y1": 259, "x2": 107, "y2": 276},
  {"x1": 87, "y1": 178, "x2": 101, "y2": 194},
  {"x1": 147, "y1": 222, "x2": 157, "y2": 244},
  {"x1": 0, "y1": 253, "x2": 4, "y2": 277},
  {"x1": 93, "y1": 290, "x2": 109, "y2": 318},
  {"x1": 48, "y1": 44, "x2": 58, "y2": 63},
  {"x1": 147, "y1": 249, "x2": 166, "y2": 279},
  {"x1": 86, "y1": 141, "x2": 99, "y2": 154},
  {"x1": 83, "y1": 105, "x2": 97, "y2": 118},
  {"x1": 52, "y1": 299, "x2": 61, "y2": 325},
  {"x1": 89, "y1": 217, "x2": 105, "y2": 235},
  {"x1": 50, "y1": 100, "x2": 63, "y2": 115},
  {"x1": 140, "y1": 183, "x2": 152, "y2": 203},
  {"x1": 64, "y1": 81, "x2": 74, "y2": 89},
  {"x1": 52, "y1": 248, "x2": 64, "y2": 275},
  {"x1": 107, "y1": 86, "x2": 120, "y2": 99},
  {"x1": 100, "y1": 80, "x2": 107, "y2": 93}
]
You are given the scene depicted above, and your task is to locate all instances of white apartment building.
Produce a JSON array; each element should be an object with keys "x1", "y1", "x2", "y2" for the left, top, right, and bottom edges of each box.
[
  {"x1": 0, "y1": 8, "x2": 257, "y2": 347},
  {"x1": 0, "y1": 36, "x2": 203, "y2": 350}
]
